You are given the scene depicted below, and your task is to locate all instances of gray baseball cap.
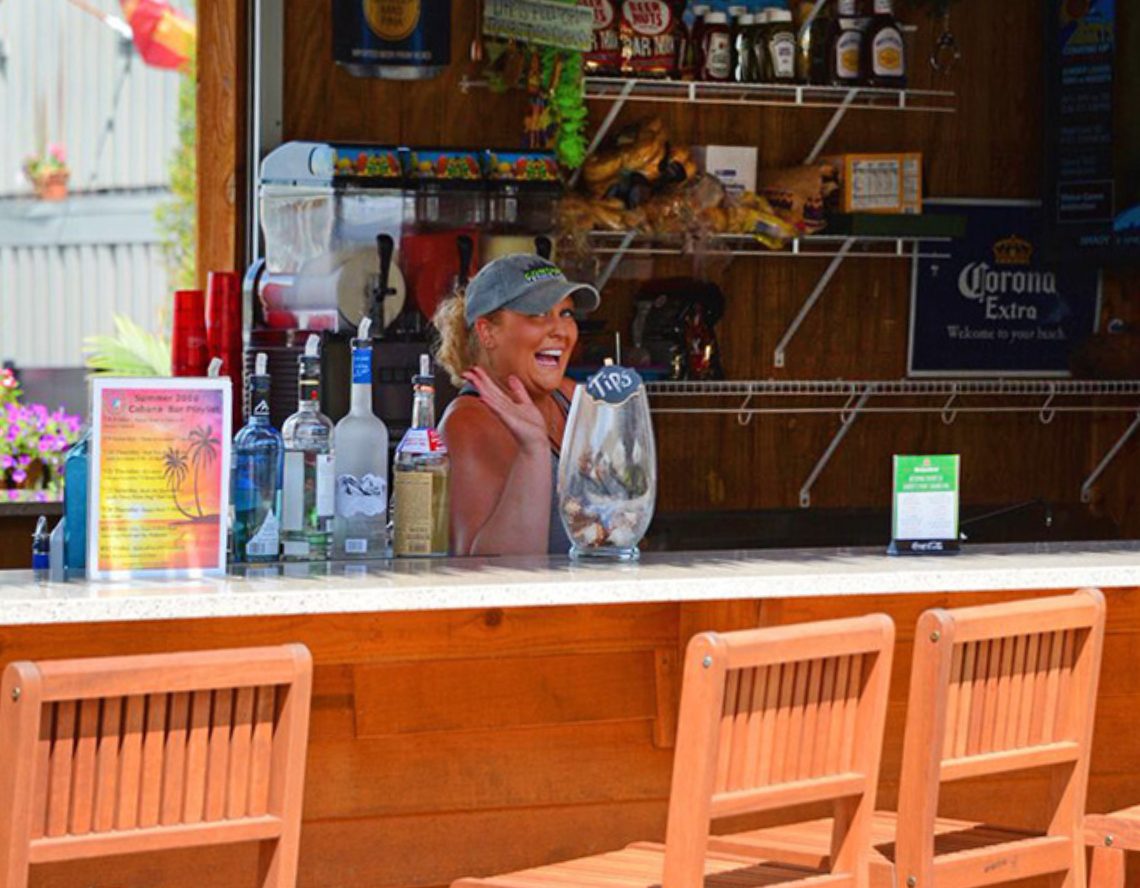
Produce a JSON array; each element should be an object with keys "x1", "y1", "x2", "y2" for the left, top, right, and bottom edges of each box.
[{"x1": 464, "y1": 254, "x2": 600, "y2": 327}]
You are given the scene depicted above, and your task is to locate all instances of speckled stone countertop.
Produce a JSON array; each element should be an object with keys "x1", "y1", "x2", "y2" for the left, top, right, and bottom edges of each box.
[{"x1": 0, "y1": 541, "x2": 1137, "y2": 626}]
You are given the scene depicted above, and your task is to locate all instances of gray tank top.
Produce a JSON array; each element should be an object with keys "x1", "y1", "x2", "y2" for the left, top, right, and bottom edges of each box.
[{"x1": 457, "y1": 384, "x2": 574, "y2": 556}]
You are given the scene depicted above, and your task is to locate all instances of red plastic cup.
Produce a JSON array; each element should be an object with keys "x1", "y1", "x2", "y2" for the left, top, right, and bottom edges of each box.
[
  {"x1": 171, "y1": 289, "x2": 207, "y2": 377},
  {"x1": 206, "y1": 271, "x2": 244, "y2": 424}
]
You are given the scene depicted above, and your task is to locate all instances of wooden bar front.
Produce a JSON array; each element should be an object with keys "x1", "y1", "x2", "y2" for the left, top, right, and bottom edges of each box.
[{"x1": 5, "y1": 584, "x2": 1139, "y2": 888}]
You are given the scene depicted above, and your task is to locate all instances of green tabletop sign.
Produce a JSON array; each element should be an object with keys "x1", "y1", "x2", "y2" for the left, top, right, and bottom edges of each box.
[
  {"x1": 483, "y1": 0, "x2": 594, "y2": 52},
  {"x1": 890, "y1": 454, "x2": 961, "y2": 555}
]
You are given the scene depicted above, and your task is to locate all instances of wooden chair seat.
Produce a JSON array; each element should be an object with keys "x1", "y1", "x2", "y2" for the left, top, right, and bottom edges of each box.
[
  {"x1": 709, "y1": 590, "x2": 1106, "y2": 888},
  {"x1": 1085, "y1": 806, "x2": 1140, "y2": 887},
  {"x1": 452, "y1": 615, "x2": 897, "y2": 888},
  {"x1": 454, "y1": 843, "x2": 834, "y2": 888},
  {"x1": 710, "y1": 813, "x2": 1040, "y2": 885}
]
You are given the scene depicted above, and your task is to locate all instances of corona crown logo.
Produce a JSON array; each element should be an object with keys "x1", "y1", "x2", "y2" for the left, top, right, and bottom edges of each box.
[{"x1": 993, "y1": 234, "x2": 1033, "y2": 266}]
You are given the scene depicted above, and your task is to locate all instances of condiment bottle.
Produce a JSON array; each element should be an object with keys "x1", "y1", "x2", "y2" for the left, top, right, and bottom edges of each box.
[
  {"x1": 700, "y1": 11, "x2": 732, "y2": 82},
  {"x1": 733, "y1": 13, "x2": 756, "y2": 83},
  {"x1": 763, "y1": 9, "x2": 797, "y2": 83},
  {"x1": 727, "y1": 4, "x2": 748, "y2": 81},
  {"x1": 688, "y1": 4, "x2": 711, "y2": 81},
  {"x1": 863, "y1": 0, "x2": 906, "y2": 87},
  {"x1": 829, "y1": 0, "x2": 864, "y2": 86},
  {"x1": 796, "y1": 0, "x2": 833, "y2": 85}
]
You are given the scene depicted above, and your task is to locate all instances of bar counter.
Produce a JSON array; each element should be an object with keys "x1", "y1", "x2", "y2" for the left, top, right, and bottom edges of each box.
[{"x1": 3, "y1": 542, "x2": 1139, "y2": 888}]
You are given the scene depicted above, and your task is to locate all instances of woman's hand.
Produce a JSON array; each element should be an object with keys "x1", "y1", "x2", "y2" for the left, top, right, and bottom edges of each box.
[{"x1": 462, "y1": 366, "x2": 548, "y2": 455}]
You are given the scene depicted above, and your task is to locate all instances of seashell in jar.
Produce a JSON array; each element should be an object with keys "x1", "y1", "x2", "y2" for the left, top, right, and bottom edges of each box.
[
  {"x1": 562, "y1": 496, "x2": 585, "y2": 520},
  {"x1": 572, "y1": 520, "x2": 607, "y2": 547}
]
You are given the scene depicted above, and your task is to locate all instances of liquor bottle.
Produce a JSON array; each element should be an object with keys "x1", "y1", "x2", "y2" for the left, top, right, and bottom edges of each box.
[
  {"x1": 334, "y1": 318, "x2": 390, "y2": 559},
  {"x1": 829, "y1": 0, "x2": 864, "y2": 87},
  {"x1": 63, "y1": 428, "x2": 89, "y2": 576},
  {"x1": 231, "y1": 352, "x2": 284, "y2": 563},
  {"x1": 392, "y1": 355, "x2": 449, "y2": 558},
  {"x1": 281, "y1": 335, "x2": 335, "y2": 561},
  {"x1": 863, "y1": 0, "x2": 906, "y2": 88}
]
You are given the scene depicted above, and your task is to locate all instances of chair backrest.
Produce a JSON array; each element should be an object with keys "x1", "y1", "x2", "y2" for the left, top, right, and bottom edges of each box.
[
  {"x1": 0, "y1": 644, "x2": 312, "y2": 887},
  {"x1": 894, "y1": 589, "x2": 1106, "y2": 887},
  {"x1": 663, "y1": 614, "x2": 895, "y2": 888}
]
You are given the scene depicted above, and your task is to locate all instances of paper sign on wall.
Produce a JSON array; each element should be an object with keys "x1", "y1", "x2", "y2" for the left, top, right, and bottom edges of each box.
[
  {"x1": 483, "y1": 0, "x2": 594, "y2": 51},
  {"x1": 88, "y1": 378, "x2": 232, "y2": 580}
]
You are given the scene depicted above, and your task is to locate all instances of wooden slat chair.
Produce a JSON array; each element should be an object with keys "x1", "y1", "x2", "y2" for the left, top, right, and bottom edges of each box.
[
  {"x1": 1085, "y1": 808, "x2": 1140, "y2": 887},
  {"x1": 708, "y1": 589, "x2": 1107, "y2": 888},
  {"x1": 0, "y1": 644, "x2": 312, "y2": 888},
  {"x1": 452, "y1": 614, "x2": 896, "y2": 888}
]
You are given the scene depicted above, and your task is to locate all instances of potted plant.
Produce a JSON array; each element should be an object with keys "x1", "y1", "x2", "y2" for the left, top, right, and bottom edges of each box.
[
  {"x1": 0, "y1": 369, "x2": 82, "y2": 492},
  {"x1": 22, "y1": 143, "x2": 71, "y2": 201}
]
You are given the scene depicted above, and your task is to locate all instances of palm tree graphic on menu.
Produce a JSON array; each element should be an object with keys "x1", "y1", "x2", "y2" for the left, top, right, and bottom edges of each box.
[
  {"x1": 161, "y1": 447, "x2": 196, "y2": 520},
  {"x1": 187, "y1": 424, "x2": 221, "y2": 518},
  {"x1": 160, "y1": 424, "x2": 221, "y2": 520}
]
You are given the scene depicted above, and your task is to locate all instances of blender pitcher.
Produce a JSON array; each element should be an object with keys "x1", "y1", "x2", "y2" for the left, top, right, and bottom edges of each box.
[{"x1": 557, "y1": 362, "x2": 657, "y2": 560}]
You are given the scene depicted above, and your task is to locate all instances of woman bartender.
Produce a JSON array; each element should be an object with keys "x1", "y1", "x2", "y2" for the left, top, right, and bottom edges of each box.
[{"x1": 434, "y1": 254, "x2": 600, "y2": 556}]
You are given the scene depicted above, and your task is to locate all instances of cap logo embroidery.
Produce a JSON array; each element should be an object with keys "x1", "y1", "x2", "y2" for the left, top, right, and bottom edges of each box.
[{"x1": 522, "y1": 265, "x2": 562, "y2": 283}]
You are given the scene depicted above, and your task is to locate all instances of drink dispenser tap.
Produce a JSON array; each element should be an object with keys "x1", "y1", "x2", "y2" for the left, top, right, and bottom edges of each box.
[
  {"x1": 457, "y1": 234, "x2": 474, "y2": 289},
  {"x1": 371, "y1": 234, "x2": 396, "y2": 334},
  {"x1": 557, "y1": 361, "x2": 657, "y2": 560}
]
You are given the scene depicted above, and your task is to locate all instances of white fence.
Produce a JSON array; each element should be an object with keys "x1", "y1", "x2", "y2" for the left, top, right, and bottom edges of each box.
[
  {"x1": 0, "y1": 192, "x2": 170, "y2": 368},
  {"x1": 0, "y1": 0, "x2": 185, "y2": 196}
]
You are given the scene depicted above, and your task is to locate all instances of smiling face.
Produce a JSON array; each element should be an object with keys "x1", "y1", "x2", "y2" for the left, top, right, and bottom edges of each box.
[{"x1": 475, "y1": 297, "x2": 579, "y2": 396}]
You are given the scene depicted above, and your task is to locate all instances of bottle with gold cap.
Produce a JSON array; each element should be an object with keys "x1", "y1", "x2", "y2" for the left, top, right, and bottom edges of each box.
[{"x1": 393, "y1": 355, "x2": 450, "y2": 557}]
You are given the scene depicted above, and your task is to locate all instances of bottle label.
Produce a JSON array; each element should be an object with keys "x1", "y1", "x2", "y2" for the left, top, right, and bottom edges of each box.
[
  {"x1": 282, "y1": 451, "x2": 305, "y2": 531},
  {"x1": 336, "y1": 473, "x2": 388, "y2": 518},
  {"x1": 703, "y1": 30, "x2": 731, "y2": 80},
  {"x1": 246, "y1": 509, "x2": 280, "y2": 558},
  {"x1": 394, "y1": 470, "x2": 441, "y2": 555},
  {"x1": 300, "y1": 379, "x2": 320, "y2": 402},
  {"x1": 253, "y1": 396, "x2": 271, "y2": 418},
  {"x1": 769, "y1": 32, "x2": 796, "y2": 79},
  {"x1": 872, "y1": 28, "x2": 904, "y2": 77},
  {"x1": 835, "y1": 29, "x2": 862, "y2": 80},
  {"x1": 282, "y1": 539, "x2": 310, "y2": 558},
  {"x1": 345, "y1": 538, "x2": 369, "y2": 555},
  {"x1": 873, "y1": 0, "x2": 892, "y2": 13},
  {"x1": 397, "y1": 428, "x2": 447, "y2": 456},
  {"x1": 352, "y1": 346, "x2": 373, "y2": 385},
  {"x1": 837, "y1": 0, "x2": 858, "y2": 14},
  {"x1": 316, "y1": 454, "x2": 336, "y2": 517}
]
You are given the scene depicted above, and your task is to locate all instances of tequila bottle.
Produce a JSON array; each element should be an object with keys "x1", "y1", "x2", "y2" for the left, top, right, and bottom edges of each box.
[
  {"x1": 281, "y1": 335, "x2": 335, "y2": 561},
  {"x1": 231, "y1": 352, "x2": 284, "y2": 562},
  {"x1": 393, "y1": 355, "x2": 449, "y2": 557},
  {"x1": 334, "y1": 319, "x2": 390, "y2": 559}
]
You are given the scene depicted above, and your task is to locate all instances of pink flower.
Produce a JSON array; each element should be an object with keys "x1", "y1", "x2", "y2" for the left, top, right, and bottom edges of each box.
[
  {"x1": 11, "y1": 469, "x2": 26, "y2": 484},
  {"x1": 0, "y1": 455, "x2": 12, "y2": 469},
  {"x1": 47, "y1": 143, "x2": 67, "y2": 164}
]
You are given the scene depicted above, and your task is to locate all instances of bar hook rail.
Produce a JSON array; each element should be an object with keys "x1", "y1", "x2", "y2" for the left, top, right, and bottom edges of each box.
[
  {"x1": 941, "y1": 386, "x2": 959, "y2": 425},
  {"x1": 840, "y1": 387, "x2": 864, "y2": 424},
  {"x1": 1039, "y1": 385, "x2": 1057, "y2": 424},
  {"x1": 736, "y1": 392, "x2": 755, "y2": 427}
]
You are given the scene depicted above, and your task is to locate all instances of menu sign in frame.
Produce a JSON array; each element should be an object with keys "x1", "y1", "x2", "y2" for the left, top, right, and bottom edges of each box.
[{"x1": 88, "y1": 377, "x2": 232, "y2": 580}]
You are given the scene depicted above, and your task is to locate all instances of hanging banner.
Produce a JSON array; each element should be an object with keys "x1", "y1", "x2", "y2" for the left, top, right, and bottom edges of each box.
[
  {"x1": 88, "y1": 378, "x2": 232, "y2": 580},
  {"x1": 484, "y1": 0, "x2": 594, "y2": 51},
  {"x1": 908, "y1": 200, "x2": 1101, "y2": 377}
]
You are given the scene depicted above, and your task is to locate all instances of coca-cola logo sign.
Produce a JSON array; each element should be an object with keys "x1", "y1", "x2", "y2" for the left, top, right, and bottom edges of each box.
[
  {"x1": 585, "y1": 0, "x2": 615, "y2": 28},
  {"x1": 622, "y1": 0, "x2": 672, "y2": 36}
]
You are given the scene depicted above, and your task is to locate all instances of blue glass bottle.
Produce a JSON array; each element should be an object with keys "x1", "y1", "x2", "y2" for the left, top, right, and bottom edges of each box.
[
  {"x1": 231, "y1": 353, "x2": 284, "y2": 562},
  {"x1": 63, "y1": 429, "x2": 89, "y2": 577}
]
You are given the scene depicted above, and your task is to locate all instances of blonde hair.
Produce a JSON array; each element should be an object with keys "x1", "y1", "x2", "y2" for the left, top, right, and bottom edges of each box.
[{"x1": 432, "y1": 292, "x2": 493, "y2": 387}]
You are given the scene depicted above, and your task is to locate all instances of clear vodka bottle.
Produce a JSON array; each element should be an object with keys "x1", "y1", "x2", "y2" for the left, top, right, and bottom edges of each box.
[
  {"x1": 334, "y1": 319, "x2": 390, "y2": 559},
  {"x1": 392, "y1": 355, "x2": 450, "y2": 557},
  {"x1": 281, "y1": 335, "x2": 334, "y2": 561}
]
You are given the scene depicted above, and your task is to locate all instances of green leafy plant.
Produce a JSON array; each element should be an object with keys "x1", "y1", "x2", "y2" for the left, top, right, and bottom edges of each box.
[
  {"x1": 22, "y1": 143, "x2": 70, "y2": 185},
  {"x1": 84, "y1": 315, "x2": 172, "y2": 377}
]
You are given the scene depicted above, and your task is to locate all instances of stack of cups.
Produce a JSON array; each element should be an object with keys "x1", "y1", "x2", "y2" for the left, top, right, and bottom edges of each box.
[
  {"x1": 171, "y1": 289, "x2": 207, "y2": 377},
  {"x1": 206, "y1": 271, "x2": 244, "y2": 428}
]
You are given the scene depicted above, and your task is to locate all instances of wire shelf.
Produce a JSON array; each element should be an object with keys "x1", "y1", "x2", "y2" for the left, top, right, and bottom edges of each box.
[
  {"x1": 588, "y1": 232, "x2": 953, "y2": 261},
  {"x1": 583, "y1": 76, "x2": 958, "y2": 114}
]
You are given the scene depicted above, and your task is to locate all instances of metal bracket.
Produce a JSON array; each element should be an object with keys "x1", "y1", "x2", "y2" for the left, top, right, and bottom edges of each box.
[
  {"x1": 805, "y1": 88, "x2": 860, "y2": 164},
  {"x1": 594, "y1": 230, "x2": 637, "y2": 291},
  {"x1": 1039, "y1": 384, "x2": 1057, "y2": 424},
  {"x1": 1081, "y1": 410, "x2": 1140, "y2": 503},
  {"x1": 569, "y1": 79, "x2": 636, "y2": 189},
  {"x1": 800, "y1": 386, "x2": 873, "y2": 508},
  {"x1": 774, "y1": 237, "x2": 855, "y2": 368},
  {"x1": 941, "y1": 386, "x2": 959, "y2": 424}
]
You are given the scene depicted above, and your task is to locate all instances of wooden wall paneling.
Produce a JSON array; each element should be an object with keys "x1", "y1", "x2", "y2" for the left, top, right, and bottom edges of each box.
[{"x1": 196, "y1": 0, "x2": 247, "y2": 281}]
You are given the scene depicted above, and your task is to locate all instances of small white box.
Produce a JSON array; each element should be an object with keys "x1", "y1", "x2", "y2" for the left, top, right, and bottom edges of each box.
[{"x1": 694, "y1": 146, "x2": 758, "y2": 199}]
